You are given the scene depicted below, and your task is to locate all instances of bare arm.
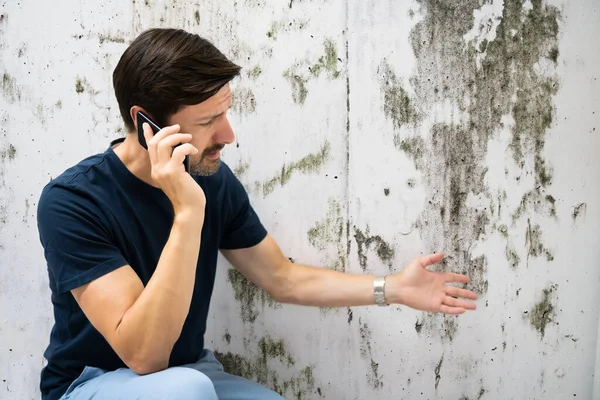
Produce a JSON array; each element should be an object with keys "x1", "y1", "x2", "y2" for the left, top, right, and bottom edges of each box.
[
  {"x1": 72, "y1": 210, "x2": 203, "y2": 374},
  {"x1": 222, "y1": 234, "x2": 478, "y2": 314}
]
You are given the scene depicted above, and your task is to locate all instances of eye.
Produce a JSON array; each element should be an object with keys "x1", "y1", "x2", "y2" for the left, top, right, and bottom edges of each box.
[{"x1": 198, "y1": 121, "x2": 212, "y2": 127}]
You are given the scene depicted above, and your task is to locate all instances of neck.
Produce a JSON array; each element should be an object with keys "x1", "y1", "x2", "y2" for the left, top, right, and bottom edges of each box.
[{"x1": 112, "y1": 134, "x2": 158, "y2": 187}]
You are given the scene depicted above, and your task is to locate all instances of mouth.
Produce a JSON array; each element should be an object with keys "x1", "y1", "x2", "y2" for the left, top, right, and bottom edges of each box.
[{"x1": 204, "y1": 145, "x2": 224, "y2": 161}]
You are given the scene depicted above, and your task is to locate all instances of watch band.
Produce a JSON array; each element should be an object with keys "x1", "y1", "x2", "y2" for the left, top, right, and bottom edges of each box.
[{"x1": 373, "y1": 276, "x2": 388, "y2": 306}]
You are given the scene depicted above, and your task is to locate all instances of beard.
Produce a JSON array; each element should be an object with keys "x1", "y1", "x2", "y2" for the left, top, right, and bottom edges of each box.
[{"x1": 189, "y1": 144, "x2": 224, "y2": 176}]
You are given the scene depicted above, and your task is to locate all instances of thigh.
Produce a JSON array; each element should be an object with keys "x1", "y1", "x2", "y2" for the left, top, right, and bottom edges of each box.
[
  {"x1": 62, "y1": 365, "x2": 218, "y2": 400},
  {"x1": 190, "y1": 350, "x2": 284, "y2": 400}
]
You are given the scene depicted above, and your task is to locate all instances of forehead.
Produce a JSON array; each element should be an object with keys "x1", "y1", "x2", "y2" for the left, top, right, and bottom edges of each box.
[{"x1": 172, "y1": 83, "x2": 232, "y2": 121}]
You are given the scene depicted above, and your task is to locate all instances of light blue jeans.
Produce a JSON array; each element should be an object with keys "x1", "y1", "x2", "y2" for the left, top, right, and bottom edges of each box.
[{"x1": 60, "y1": 349, "x2": 284, "y2": 400}]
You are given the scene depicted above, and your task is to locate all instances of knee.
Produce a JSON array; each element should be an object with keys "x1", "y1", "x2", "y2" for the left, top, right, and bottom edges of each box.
[{"x1": 154, "y1": 367, "x2": 217, "y2": 400}]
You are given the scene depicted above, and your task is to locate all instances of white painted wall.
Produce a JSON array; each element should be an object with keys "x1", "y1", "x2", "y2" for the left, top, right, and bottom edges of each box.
[{"x1": 1, "y1": 0, "x2": 599, "y2": 399}]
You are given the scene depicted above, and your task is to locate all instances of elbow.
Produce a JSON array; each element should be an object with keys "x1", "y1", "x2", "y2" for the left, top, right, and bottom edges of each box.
[{"x1": 123, "y1": 349, "x2": 169, "y2": 376}]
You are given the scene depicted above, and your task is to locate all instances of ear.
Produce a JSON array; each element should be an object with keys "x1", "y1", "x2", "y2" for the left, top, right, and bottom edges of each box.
[{"x1": 129, "y1": 105, "x2": 145, "y2": 130}]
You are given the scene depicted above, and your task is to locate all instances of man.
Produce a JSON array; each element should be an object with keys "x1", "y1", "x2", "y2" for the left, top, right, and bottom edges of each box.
[{"x1": 36, "y1": 28, "x2": 478, "y2": 400}]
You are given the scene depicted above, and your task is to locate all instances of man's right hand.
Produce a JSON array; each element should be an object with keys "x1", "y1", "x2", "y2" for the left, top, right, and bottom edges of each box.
[{"x1": 142, "y1": 122, "x2": 206, "y2": 214}]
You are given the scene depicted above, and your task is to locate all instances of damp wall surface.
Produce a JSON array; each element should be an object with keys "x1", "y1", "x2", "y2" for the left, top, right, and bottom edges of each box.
[{"x1": 1, "y1": 0, "x2": 599, "y2": 399}]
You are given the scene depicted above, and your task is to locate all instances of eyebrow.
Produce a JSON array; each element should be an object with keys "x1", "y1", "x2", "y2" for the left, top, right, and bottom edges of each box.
[{"x1": 195, "y1": 111, "x2": 224, "y2": 123}]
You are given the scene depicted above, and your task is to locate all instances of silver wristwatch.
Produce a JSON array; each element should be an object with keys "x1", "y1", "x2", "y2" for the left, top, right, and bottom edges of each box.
[{"x1": 373, "y1": 276, "x2": 388, "y2": 306}]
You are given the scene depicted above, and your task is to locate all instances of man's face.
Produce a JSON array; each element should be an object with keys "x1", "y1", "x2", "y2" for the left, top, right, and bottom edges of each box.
[{"x1": 167, "y1": 83, "x2": 235, "y2": 176}]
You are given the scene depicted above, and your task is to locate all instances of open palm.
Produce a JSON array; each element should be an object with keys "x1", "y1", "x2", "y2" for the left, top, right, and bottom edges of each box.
[{"x1": 393, "y1": 253, "x2": 478, "y2": 314}]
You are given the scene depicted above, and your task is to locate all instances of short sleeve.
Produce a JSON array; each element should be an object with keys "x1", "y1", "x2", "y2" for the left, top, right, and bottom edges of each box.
[
  {"x1": 219, "y1": 166, "x2": 267, "y2": 250},
  {"x1": 37, "y1": 183, "x2": 129, "y2": 294}
]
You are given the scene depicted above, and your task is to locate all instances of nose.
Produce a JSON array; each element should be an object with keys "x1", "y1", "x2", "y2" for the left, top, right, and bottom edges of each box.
[{"x1": 213, "y1": 116, "x2": 235, "y2": 145}]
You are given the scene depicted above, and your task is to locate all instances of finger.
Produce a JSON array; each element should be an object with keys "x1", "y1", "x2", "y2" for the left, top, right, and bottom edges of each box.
[
  {"x1": 171, "y1": 143, "x2": 199, "y2": 165},
  {"x1": 446, "y1": 285, "x2": 478, "y2": 300},
  {"x1": 146, "y1": 124, "x2": 181, "y2": 148},
  {"x1": 419, "y1": 252, "x2": 444, "y2": 268},
  {"x1": 157, "y1": 133, "x2": 193, "y2": 164},
  {"x1": 439, "y1": 304, "x2": 466, "y2": 315},
  {"x1": 443, "y1": 295, "x2": 477, "y2": 310},
  {"x1": 444, "y1": 272, "x2": 471, "y2": 284}
]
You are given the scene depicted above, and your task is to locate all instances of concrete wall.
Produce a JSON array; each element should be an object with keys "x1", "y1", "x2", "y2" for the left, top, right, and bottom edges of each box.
[{"x1": 1, "y1": 0, "x2": 599, "y2": 398}]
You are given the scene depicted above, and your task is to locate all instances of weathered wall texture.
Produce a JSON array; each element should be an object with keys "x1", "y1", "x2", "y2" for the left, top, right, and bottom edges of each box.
[{"x1": 1, "y1": 0, "x2": 599, "y2": 399}]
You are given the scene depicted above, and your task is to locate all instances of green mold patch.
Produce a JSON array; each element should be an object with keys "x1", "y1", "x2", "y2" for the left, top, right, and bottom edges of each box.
[
  {"x1": 395, "y1": 135, "x2": 426, "y2": 166},
  {"x1": 379, "y1": 60, "x2": 420, "y2": 131},
  {"x1": 266, "y1": 18, "x2": 307, "y2": 40},
  {"x1": 215, "y1": 336, "x2": 317, "y2": 399},
  {"x1": 247, "y1": 65, "x2": 262, "y2": 80},
  {"x1": 283, "y1": 39, "x2": 341, "y2": 105},
  {"x1": 2, "y1": 73, "x2": 21, "y2": 103},
  {"x1": 309, "y1": 39, "x2": 341, "y2": 80},
  {"x1": 526, "y1": 219, "x2": 553, "y2": 263},
  {"x1": 511, "y1": 190, "x2": 556, "y2": 222},
  {"x1": 307, "y1": 199, "x2": 346, "y2": 273},
  {"x1": 353, "y1": 226, "x2": 395, "y2": 272},
  {"x1": 231, "y1": 88, "x2": 257, "y2": 116},
  {"x1": 505, "y1": 245, "x2": 520, "y2": 269},
  {"x1": 528, "y1": 284, "x2": 557, "y2": 338},
  {"x1": 234, "y1": 161, "x2": 250, "y2": 178},
  {"x1": 258, "y1": 141, "x2": 330, "y2": 197},
  {"x1": 227, "y1": 268, "x2": 278, "y2": 323},
  {"x1": 283, "y1": 67, "x2": 309, "y2": 105},
  {"x1": 74, "y1": 77, "x2": 99, "y2": 96}
]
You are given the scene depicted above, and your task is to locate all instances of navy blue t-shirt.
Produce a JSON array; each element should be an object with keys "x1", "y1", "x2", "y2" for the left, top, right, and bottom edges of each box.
[{"x1": 36, "y1": 138, "x2": 267, "y2": 400}]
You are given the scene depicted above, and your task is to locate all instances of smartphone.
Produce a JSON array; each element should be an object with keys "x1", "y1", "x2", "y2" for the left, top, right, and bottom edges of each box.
[{"x1": 136, "y1": 111, "x2": 190, "y2": 173}]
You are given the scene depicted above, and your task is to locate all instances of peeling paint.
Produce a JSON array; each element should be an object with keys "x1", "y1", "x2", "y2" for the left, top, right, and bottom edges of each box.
[
  {"x1": 353, "y1": 226, "x2": 395, "y2": 272},
  {"x1": 528, "y1": 284, "x2": 557, "y2": 338},
  {"x1": 307, "y1": 199, "x2": 346, "y2": 272},
  {"x1": 227, "y1": 268, "x2": 278, "y2": 323},
  {"x1": 258, "y1": 141, "x2": 330, "y2": 197},
  {"x1": 215, "y1": 336, "x2": 317, "y2": 399}
]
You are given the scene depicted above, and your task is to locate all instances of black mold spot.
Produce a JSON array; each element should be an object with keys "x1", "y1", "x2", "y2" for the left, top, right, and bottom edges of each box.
[
  {"x1": 98, "y1": 34, "x2": 128, "y2": 44},
  {"x1": 347, "y1": 308, "x2": 353, "y2": 324},
  {"x1": 75, "y1": 78, "x2": 85, "y2": 94},
  {"x1": 223, "y1": 331, "x2": 231, "y2": 345},
  {"x1": 505, "y1": 245, "x2": 520, "y2": 269},
  {"x1": 572, "y1": 203, "x2": 587, "y2": 222},
  {"x1": 227, "y1": 268, "x2": 278, "y2": 323},
  {"x1": 434, "y1": 355, "x2": 443, "y2": 390},
  {"x1": 528, "y1": 284, "x2": 557, "y2": 338},
  {"x1": 259, "y1": 141, "x2": 330, "y2": 196},
  {"x1": 383, "y1": 188, "x2": 390, "y2": 196},
  {"x1": 353, "y1": 226, "x2": 395, "y2": 272},
  {"x1": 307, "y1": 199, "x2": 346, "y2": 272},
  {"x1": 194, "y1": 10, "x2": 200, "y2": 24},
  {"x1": 415, "y1": 318, "x2": 423, "y2": 333}
]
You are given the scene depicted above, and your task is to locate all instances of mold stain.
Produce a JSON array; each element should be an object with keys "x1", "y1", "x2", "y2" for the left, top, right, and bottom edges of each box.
[
  {"x1": 307, "y1": 199, "x2": 346, "y2": 273},
  {"x1": 379, "y1": 60, "x2": 420, "y2": 132},
  {"x1": 309, "y1": 39, "x2": 341, "y2": 80},
  {"x1": 505, "y1": 245, "x2": 520, "y2": 269},
  {"x1": 528, "y1": 284, "x2": 557, "y2": 338},
  {"x1": 266, "y1": 19, "x2": 307, "y2": 41},
  {"x1": 258, "y1": 141, "x2": 330, "y2": 197},
  {"x1": 234, "y1": 161, "x2": 250, "y2": 178},
  {"x1": 231, "y1": 88, "x2": 257, "y2": 116},
  {"x1": 359, "y1": 319, "x2": 383, "y2": 390},
  {"x1": 98, "y1": 33, "x2": 128, "y2": 44},
  {"x1": 283, "y1": 39, "x2": 341, "y2": 105},
  {"x1": 283, "y1": 67, "x2": 309, "y2": 105},
  {"x1": 215, "y1": 336, "x2": 317, "y2": 399},
  {"x1": 223, "y1": 331, "x2": 232, "y2": 345},
  {"x1": 353, "y1": 226, "x2": 395, "y2": 272},
  {"x1": 247, "y1": 65, "x2": 262, "y2": 80},
  {"x1": 194, "y1": 10, "x2": 200, "y2": 25},
  {"x1": 571, "y1": 202, "x2": 587, "y2": 223},
  {"x1": 400, "y1": 0, "x2": 561, "y2": 340},
  {"x1": 2, "y1": 73, "x2": 21, "y2": 103},
  {"x1": 227, "y1": 268, "x2": 278, "y2": 323},
  {"x1": 434, "y1": 354, "x2": 443, "y2": 390},
  {"x1": 526, "y1": 218, "x2": 554, "y2": 264}
]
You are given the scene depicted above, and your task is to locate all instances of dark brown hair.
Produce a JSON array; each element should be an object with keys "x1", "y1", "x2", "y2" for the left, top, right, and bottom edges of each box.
[{"x1": 113, "y1": 28, "x2": 241, "y2": 131}]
